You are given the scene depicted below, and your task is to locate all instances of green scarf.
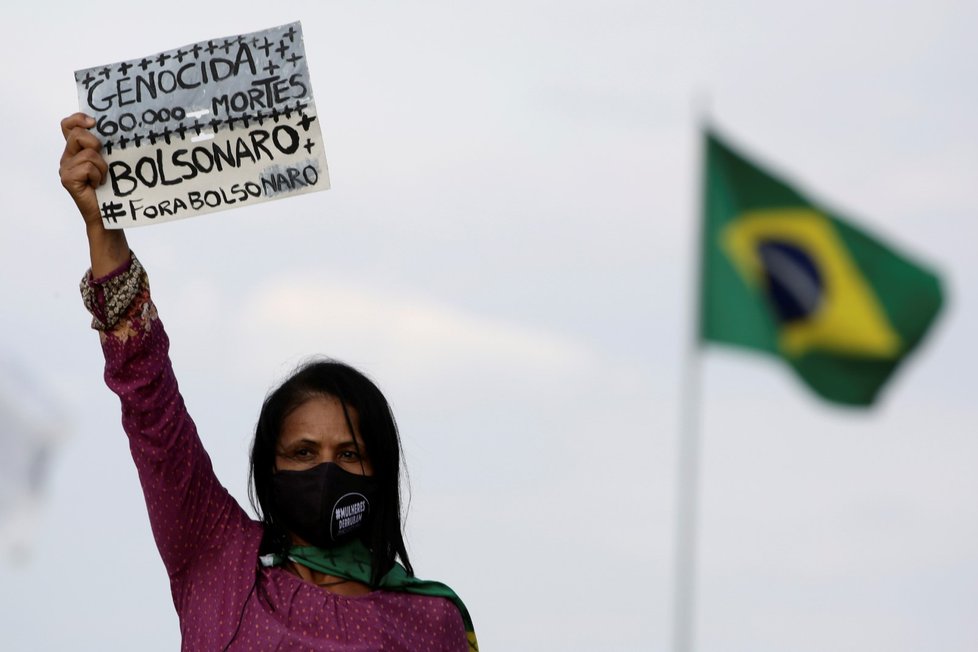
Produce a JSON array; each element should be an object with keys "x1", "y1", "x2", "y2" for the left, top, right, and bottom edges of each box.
[{"x1": 266, "y1": 540, "x2": 478, "y2": 651}]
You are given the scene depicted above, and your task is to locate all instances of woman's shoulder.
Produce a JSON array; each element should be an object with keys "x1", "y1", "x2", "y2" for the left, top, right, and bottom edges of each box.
[{"x1": 371, "y1": 590, "x2": 468, "y2": 641}]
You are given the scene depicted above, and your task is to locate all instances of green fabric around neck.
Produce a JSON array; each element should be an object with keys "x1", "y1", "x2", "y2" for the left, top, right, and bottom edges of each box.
[{"x1": 272, "y1": 540, "x2": 477, "y2": 650}]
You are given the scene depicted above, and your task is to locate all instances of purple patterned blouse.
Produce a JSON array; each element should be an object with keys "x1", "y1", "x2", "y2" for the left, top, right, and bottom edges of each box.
[{"x1": 83, "y1": 255, "x2": 468, "y2": 651}]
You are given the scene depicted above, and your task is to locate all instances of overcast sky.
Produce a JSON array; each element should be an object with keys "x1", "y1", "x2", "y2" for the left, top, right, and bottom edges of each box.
[{"x1": 1, "y1": 1, "x2": 976, "y2": 650}]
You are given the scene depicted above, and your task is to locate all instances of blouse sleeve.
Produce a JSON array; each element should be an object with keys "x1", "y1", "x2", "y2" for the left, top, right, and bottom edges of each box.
[{"x1": 81, "y1": 253, "x2": 254, "y2": 583}]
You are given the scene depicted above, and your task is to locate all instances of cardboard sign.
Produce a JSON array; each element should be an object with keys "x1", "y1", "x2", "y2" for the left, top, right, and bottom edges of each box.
[{"x1": 74, "y1": 22, "x2": 329, "y2": 228}]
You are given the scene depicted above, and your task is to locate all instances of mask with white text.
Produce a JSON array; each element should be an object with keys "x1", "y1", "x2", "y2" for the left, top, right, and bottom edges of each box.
[{"x1": 271, "y1": 462, "x2": 377, "y2": 548}]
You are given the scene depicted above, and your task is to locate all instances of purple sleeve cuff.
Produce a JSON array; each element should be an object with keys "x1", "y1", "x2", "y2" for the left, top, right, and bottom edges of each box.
[
  {"x1": 91, "y1": 254, "x2": 134, "y2": 284},
  {"x1": 79, "y1": 252, "x2": 147, "y2": 331}
]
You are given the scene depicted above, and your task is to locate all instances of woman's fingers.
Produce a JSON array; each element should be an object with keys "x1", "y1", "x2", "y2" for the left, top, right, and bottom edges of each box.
[
  {"x1": 85, "y1": 161, "x2": 103, "y2": 189},
  {"x1": 60, "y1": 157, "x2": 104, "y2": 225},
  {"x1": 61, "y1": 113, "x2": 95, "y2": 140},
  {"x1": 59, "y1": 112, "x2": 115, "y2": 229},
  {"x1": 61, "y1": 144, "x2": 108, "y2": 181},
  {"x1": 61, "y1": 158, "x2": 101, "y2": 192},
  {"x1": 60, "y1": 141, "x2": 108, "y2": 225},
  {"x1": 61, "y1": 141, "x2": 109, "y2": 187},
  {"x1": 60, "y1": 112, "x2": 107, "y2": 195},
  {"x1": 61, "y1": 160, "x2": 102, "y2": 189},
  {"x1": 61, "y1": 125, "x2": 102, "y2": 161},
  {"x1": 62, "y1": 149, "x2": 108, "y2": 188}
]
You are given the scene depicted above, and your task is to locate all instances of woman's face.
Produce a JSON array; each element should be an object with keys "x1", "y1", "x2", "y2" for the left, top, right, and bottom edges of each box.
[{"x1": 275, "y1": 395, "x2": 373, "y2": 475}]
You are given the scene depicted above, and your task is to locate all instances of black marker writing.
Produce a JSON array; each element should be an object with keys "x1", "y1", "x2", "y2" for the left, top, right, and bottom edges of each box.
[
  {"x1": 125, "y1": 181, "x2": 263, "y2": 220},
  {"x1": 86, "y1": 44, "x2": 258, "y2": 111},
  {"x1": 209, "y1": 73, "x2": 307, "y2": 118},
  {"x1": 108, "y1": 125, "x2": 303, "y2": 196}
]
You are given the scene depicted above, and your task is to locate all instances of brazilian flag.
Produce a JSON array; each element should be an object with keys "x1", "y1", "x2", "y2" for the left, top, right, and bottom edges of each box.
[{"x1": 700, "y1": 130, "x2": 944, "y2": 406}]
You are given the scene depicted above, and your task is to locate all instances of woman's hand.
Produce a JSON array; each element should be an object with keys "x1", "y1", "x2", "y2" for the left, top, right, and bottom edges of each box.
[
  {"x1": 60, "y1": 112, "x2": 130, "y2": 276},
  {"x1": 60, "y1": 113, "x2": 107, "y2": 228}
]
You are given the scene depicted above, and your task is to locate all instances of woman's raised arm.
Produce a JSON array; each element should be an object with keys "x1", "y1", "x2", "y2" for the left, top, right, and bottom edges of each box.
[
  {"x1": 59, "y1": 112, "x2": 130, "y2": 277},
  {"x1": 61, "y1": 112, "x2": 257, "y2": 583}
]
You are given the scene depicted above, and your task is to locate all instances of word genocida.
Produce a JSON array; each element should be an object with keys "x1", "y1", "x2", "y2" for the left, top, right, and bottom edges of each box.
[{"x1": 83, "y1": 42, "x2": 307, "y2": 130}]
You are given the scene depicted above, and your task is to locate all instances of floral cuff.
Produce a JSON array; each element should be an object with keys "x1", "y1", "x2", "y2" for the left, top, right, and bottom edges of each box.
[{"x1": 80, "y1": 253, "x2": 147, "y2": 331}]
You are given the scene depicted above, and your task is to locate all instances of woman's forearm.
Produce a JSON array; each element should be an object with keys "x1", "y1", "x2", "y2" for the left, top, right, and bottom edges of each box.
[{"x1": 86, "y1": 222, "x2": 130, "y2": 278}]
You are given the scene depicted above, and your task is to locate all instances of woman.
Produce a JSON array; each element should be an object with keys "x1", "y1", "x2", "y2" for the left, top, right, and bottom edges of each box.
[{"x1": 59, "y1": 112, "x2": 477, "y2": 651}]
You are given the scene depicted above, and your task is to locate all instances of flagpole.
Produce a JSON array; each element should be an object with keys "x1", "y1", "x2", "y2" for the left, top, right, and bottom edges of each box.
[
  {"x1": 671, "y1": 106, "x2": 708, "y2": 652},
  {"x1": 672, "y1": 338, "x2": 702, "y2": 652}
]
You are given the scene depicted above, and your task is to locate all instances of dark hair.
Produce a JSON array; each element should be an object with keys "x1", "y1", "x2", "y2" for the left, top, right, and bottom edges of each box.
[{"x1": 249, "y1": 359, "x2": 413, "y2": 586}]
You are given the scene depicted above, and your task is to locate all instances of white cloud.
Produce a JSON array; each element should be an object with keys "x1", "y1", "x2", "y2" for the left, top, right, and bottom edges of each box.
[{"x1": 233, "y1": 274, "x2": 602, "y2": 392}]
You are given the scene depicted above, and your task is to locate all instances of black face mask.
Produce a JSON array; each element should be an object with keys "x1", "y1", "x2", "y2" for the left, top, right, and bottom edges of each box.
[{"x1": 271, "y1": 463, "x2": 378, "y2": 548}]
